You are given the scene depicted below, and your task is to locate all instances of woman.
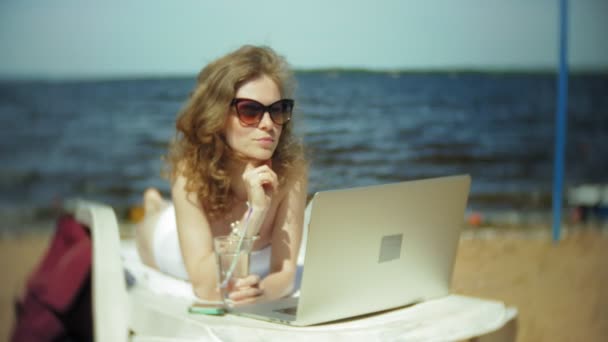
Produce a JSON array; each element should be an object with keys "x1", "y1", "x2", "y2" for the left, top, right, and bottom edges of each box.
[{"x1": 135, "y1": 45, "x2": 308, "y2": 304}]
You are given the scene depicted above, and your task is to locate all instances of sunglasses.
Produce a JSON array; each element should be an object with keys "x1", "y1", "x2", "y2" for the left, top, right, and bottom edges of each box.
[{"x1": 231, "y1": 98, "x2": 294, "y2": 126}]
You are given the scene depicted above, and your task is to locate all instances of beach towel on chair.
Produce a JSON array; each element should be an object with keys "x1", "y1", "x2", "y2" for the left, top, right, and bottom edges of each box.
[{"x1": 11, "y1": 214, "x2": 93, "y2": 342}]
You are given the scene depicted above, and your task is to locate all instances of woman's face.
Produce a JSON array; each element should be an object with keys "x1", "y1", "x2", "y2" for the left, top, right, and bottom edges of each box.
[{"x1": 224, "y1": 74, "x2": 283, "y2": 164}]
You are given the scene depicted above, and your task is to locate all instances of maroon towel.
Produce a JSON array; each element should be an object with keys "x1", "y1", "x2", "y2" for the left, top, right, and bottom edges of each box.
[{"x1": 11, "y1": 214, "x2": 93, "y2": 342}]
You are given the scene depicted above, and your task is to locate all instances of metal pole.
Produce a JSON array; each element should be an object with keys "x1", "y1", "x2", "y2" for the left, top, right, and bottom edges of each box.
[{"x1": 552, "y1": 0, "x2": 569, "y2": 243}]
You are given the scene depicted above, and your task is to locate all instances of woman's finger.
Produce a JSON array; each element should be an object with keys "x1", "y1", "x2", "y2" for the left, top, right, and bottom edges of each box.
[
  {"x1": 230, "y1": 296, "x2": 259, "y2": 306},
  {"x1": 228, "y1": 287, "x2": 263, "y2": 301},
  {"x1": 234, "y1": 274, "x2": 260, "y2": 288},
  {"x1": 259, "y1": 169, "x2": 278, "y2": 186},
  {"x1": 243, "y1": 163, "x2": 278, "y2": 208}
]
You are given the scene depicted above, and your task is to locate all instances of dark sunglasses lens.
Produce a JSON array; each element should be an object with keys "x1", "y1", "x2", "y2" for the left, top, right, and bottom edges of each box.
[
  {"x1": 236, "y1": 101, "x2": 263, "y2": 124},
  {"x1": 269, "y1": 100, "x2": 293, "y2": 124}
]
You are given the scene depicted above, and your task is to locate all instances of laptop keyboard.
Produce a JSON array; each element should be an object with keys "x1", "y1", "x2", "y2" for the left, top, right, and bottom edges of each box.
[{"x1": 273, "y1": 306, "x2": 297, "y2": 316}]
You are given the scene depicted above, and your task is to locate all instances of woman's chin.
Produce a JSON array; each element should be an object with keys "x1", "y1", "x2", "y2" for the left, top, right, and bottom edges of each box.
[{"x1": 244, "y1": 151, "x2": 274, "y2": 164}]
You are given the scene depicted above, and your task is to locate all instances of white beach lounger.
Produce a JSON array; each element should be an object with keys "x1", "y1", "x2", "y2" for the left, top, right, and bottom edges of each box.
[{"x1": 69, "y1": 200, "x2": 517, "y2": 342}]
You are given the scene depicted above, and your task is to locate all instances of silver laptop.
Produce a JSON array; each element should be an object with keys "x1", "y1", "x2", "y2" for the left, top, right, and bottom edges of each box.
[{"x1": 230, "y1": 174, "x2": 471, "y2": 326}]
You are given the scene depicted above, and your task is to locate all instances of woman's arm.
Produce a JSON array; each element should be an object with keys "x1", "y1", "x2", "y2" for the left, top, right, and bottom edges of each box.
[
  {"x1": 172, "y1": 166, "x2": 272, "y2": 301},
  {"x1": 173, "y1": 164, "x2": 307, "y2": 302},
  {"x1": 259, "y1": 169, "x2": 308, "y2": 300},
  {"x1": 171, "y1": 173, "x2": 221, "y2": 300}
]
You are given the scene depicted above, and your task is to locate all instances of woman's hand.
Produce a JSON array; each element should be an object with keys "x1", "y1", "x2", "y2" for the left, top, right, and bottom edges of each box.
[
  {"x1": 242, "y1": 161, "x2": 278, "y2": 211},
  {"x1": 228, "y1": 274, "x2": 264, "y2": 304}
]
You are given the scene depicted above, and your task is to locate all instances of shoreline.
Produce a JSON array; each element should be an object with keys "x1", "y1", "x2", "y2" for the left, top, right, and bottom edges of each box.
[{"x1": 2, "y1": 212, "x2": 605, "y2": 239}]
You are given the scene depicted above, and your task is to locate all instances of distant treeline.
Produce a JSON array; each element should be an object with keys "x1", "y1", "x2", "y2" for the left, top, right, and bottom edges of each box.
[{"x1": 293, "y1": 67, "x2": 608, "y2": 76}]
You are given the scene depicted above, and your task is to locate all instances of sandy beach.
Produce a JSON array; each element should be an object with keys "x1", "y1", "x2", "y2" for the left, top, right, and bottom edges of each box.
[
  {"x1": 1, "y1": 223, "x2": 607, "y2": 341},
  {"x1": 1, "y1": 230, "x2": 52, "y2": 341},
  {"x1": 454, "y1": 227, "x2": 608, "y2": 341}
]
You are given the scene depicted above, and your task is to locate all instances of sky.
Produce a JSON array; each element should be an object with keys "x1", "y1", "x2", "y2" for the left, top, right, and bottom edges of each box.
[{"x1": 0, "y1": 0, "x2": 607, "y2": 79}]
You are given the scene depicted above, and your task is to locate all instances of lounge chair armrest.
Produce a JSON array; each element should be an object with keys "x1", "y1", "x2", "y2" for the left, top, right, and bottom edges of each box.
[{"x1": 67, "y1": 200, "x2": 129, "y2": 342}]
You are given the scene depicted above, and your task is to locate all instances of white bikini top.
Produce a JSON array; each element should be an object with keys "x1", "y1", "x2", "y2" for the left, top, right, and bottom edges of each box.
[
  {"x1": 154, "y1": 204, "x2": 272, "y2": 280},
  {"x1": 249, "y1": 246, "x2": 272, "y2": 279}
]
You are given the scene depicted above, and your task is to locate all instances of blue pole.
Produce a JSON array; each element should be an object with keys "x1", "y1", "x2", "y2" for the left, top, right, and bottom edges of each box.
[{"x1": 552, "y1": 0, "x2": 569, "y2": 243}]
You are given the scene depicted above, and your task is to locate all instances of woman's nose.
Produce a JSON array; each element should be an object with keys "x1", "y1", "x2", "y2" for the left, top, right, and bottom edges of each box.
[{"x1": 258, "y1": 112, "x2": 274, "y2": 130}]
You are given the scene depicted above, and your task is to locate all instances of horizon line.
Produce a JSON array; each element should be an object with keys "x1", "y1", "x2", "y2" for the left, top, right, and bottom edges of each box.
[{"x1": 1, "y1": 66, "x2": 607, "y2": 82}]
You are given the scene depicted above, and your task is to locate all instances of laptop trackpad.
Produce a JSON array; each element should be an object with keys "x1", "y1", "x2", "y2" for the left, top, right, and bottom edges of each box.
[
  {"x1": 273, "y1": 306, "x2": 298, "y2": 316},
  {"x1": 231, "y1": 297, "x2": 299, "y2": 322}
]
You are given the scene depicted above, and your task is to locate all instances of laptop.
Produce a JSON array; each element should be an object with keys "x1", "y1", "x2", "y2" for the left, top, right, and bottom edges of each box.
[{"x1": 230, "y1": 174, "x2": 471, "y2": 326}]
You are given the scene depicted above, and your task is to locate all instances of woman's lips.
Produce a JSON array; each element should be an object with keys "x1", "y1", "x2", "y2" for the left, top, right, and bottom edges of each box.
[{"x1": 256, "y1": 137, "x2": 275, "y2": 147}]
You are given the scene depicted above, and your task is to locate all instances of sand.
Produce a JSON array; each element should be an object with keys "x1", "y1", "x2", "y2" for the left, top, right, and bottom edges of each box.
[
  {"x1": 1, "y1": 225, "x2": 607, "y2": 341},
  {"x1": 1, "y1": 231, "x2": 52, "y2": 341},
  {"x1": 452, "y1": 227, "x2": 608, "y2": 341}
]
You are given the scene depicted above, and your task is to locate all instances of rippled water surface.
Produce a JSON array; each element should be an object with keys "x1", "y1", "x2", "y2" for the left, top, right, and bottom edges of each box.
[{"x1": 1, "y1": 72, "x2": 607, "y2": 220}]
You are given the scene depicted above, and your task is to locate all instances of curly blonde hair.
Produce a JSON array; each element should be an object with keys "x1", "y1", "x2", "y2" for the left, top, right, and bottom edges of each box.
[{"x1": 166, "y1": 45, "x2": 306, "y2": 220}]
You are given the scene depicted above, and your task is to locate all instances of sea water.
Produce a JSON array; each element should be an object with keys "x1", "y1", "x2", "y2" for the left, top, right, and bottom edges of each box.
[{"x1": 1, "y1": 72, "x2": 607, "y2": 226}]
